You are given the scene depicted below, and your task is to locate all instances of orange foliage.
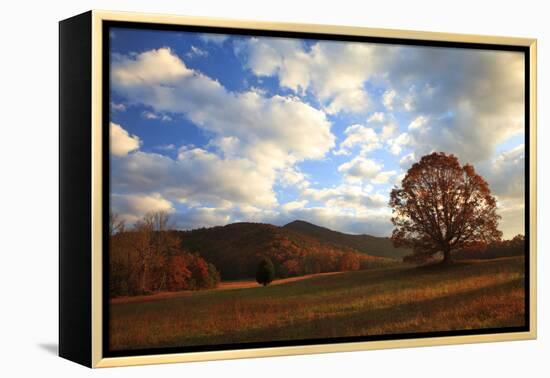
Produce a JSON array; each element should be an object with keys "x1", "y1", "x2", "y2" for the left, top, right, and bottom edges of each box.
[{"x1": 391, "y1": 152, "x2": 502, "y2": 264}]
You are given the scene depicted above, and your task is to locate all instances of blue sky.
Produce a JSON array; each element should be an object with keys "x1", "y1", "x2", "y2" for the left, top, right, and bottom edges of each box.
[{"x1": 109, "y1": 27, "x2": 525, "y2": 238}]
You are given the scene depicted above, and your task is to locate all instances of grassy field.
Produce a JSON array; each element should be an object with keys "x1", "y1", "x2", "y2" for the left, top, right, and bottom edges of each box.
[{"x1": 109, "y1": 256, "x2": 525, "y2": 351}]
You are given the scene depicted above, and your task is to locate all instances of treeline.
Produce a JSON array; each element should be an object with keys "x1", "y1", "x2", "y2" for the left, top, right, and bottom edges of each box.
[
  {"x1": 453, "y1": 235, "x2": 525, "y2": 260},
  {"x1": 109, "y1": 213, "x2": 398, "y2": 297},
  {"x1": 109, "y1": 212, "x2": 220, "y2": 297},
  {"x1": 269, "y1": 246, "x2": 387, "y2": 278},
  {"x1": 176, "y1": 222, "x2": 396, "y2": 280}
]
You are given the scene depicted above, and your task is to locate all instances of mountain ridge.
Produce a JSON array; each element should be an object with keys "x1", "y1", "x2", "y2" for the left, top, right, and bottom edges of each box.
[
  {"x1": 175, "y1": 220, "x2": 400, "y2": 280},
  {"x1": 283, "y1": 219, "x2": 410, "y2": 259}
]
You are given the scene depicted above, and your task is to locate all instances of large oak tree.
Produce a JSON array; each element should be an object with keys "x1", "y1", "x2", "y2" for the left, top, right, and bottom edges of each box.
[{"x1": 389, "y1": 152, "x2": 502, "y2": 264}]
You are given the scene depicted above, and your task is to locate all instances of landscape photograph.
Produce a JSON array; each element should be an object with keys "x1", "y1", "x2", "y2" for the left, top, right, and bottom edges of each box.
[{"x1": 107, "y1": 27, "x2": 527, "y2": 353}]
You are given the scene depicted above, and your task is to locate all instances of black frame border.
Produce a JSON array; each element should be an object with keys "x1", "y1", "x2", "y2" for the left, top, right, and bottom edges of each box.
[{"x1": 101, "y1": 20, "x2": 531, "y2": 359}]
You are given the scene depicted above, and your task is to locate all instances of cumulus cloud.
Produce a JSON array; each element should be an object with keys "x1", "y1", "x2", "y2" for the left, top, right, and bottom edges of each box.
[
  {"x1": 387, "y1": 132, "x2": 411, "y2": 155},
  {"x1": 237, "y1": 38, "x2": 396, "y2": 114},
  {"x1": 483, "y1": 144, "x2": 525, "y2": 200},
  {"x1": 367, "y1": 112, "x2": 386, "y2": 123},
  {"x1": 478, "y1": 144, "x2": 525, "y2": 238},
  {"x1": 335, "y1": 124, "x2": 381, "y2": 156},
  {"x1": 337, "y1": 156, "x2": 395, "y2": 184},
  {"x1": 112, "y1": 147, "x2": 278, "y2": 209},
  {"x1": 408, "y1": 115, "x2": 429, "y2": 130},
  {"x1": 110, "y1": 122, "x2": 140, "y2": 156},
  {"x1": 303, "y1": 184, "x2": 387, "y2": 210},
  {"x1": 109, "y1": 38, "x2": 526, "y2": 238},
  {"x1": 279, "y1": 167, "x2": 310, "y2": 189},
  {"x1": 111, "y1": 192, "x2": 174, "y2": 224},
  {"x1": 382, "y1": 46, "x2": 524, "y2": 163},
  {"x1": 382, "y1": 89, "x2": 397, "y2": 110},
  {"x1": 112, "y1": 47, "x2": 192, "y2": 86},
  {"x1": 281, "y1": 200, "x2": 308, "y2": 212},
  {"x1": 112, "y1": 47, "x2": 335, "y2": 173},
  {"x1": 380, "y1": 122, "x2": 398, "y2": 141},
  {"x1": 239, "y1": 37, "x2": 524, "y2": 164}
]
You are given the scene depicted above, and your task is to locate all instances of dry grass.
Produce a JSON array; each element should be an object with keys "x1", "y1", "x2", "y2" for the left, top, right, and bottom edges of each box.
[{"x1": 109, "y1": 256, "x2": 525, "y2": 351}]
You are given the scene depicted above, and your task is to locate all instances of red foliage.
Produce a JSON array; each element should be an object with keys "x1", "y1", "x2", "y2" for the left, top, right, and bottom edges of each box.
[
  {"x1": 339, "y1": 252, "x2": 361, "y2": 271},
  {"x1": 166, "y1": 256, "x2": 192, "y2": 291},
  {"x1": 189, "y1": 254, "x2": 210, "y2": 288}
]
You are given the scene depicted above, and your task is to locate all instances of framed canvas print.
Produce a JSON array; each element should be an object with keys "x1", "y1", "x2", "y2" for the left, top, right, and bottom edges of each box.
[{"x1": 59, "y1": 10, "x2": 537, "y2": 368}]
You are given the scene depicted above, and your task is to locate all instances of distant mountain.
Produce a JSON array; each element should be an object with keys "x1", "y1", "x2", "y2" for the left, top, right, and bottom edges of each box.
[
  {"x1": 175, "y1": 222, "x2": 397, "y2": 280},
  {"x1": 283, "y1": 220, "x2": 410, "y2": 260}
]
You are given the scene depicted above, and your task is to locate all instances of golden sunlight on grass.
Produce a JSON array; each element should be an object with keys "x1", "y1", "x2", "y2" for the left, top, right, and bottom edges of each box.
[{"x1": 109, "y1": 256, "x2": 525, "y2": 350}]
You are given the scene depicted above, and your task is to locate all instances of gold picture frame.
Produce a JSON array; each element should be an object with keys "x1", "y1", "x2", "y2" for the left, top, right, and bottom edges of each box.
[{"x1": 59, "y1": 9, "x2": 537, "y2": 368}]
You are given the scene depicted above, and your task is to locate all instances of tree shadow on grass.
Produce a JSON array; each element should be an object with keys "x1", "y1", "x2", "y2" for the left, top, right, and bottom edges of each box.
[{"x1": 128, "y1": 278, "x2": 524, "y2": 350}]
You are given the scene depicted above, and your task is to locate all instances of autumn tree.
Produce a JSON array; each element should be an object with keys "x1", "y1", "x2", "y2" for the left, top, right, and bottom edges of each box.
[
  {"x1": 338, "y1": 252, "x2": 361, "y2": 271},
  {"x1": 256, "y1": 257, "x2": 275, "y2": 286},
  {"x1": 109, "y1": 211, "x2": 125, "y2": 236},
  {"x1": 389, "y1": 152, "x2": 502, "y2": 264},
  {"x1": 133, "y1": 211, "x2": 180, "y2": 293}
]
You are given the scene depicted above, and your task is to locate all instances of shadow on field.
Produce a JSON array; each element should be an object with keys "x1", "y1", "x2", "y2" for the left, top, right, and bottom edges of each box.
[{"x1": 144, "y1": 278, "x2": 524, "y2": 349}]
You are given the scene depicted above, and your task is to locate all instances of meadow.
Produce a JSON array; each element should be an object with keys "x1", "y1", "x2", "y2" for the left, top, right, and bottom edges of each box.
[{"x1": 109, "y1": 256, "x2": 525, "y2": 351}]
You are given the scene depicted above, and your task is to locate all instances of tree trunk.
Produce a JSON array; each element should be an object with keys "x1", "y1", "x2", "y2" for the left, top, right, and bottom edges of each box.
[
  {"x1": 141, "y1": 262, "x2": 148, "y2": 293},
  {"x1": 442, "y1": 247, "x2": 453, "y2": 264}
]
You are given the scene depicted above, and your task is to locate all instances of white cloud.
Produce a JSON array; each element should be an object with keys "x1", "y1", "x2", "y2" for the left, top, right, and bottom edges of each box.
[
  {"x1": 112, "y1": 47, "x2": 191, "y2": 86},
  {"x1": 239, "y1": 39, "x2": 524, "y2": 164},
  {"x1": 496, "y1": 197, "x2": 525, "y2": 239},
  {"x1": 173, "y1": 206, "x2": 233, "y2": 230},
  {"x1": 110, "y1": 102, "x2": 126, "y2": 112},
  {"x1": 142, "y1": 111, "x2": 172, "y2": 122},
  {"x1": 303, "y1": 184, "x2": 387, "y2": 211},
  {"x1": 325, "y1": 88, "x2": 370, "y2": 115},
  {"x1": 110, "y1": 122, "x2": 140, "y2": 156},
  {"x1": 398, "y1": 152, "x2": 416, "y2": 169},
  {"x1": 337, "y1": 156, "x2": 395, "y2": 184},
  {"x1": 111, "y1": 192, "x2": 174, "y2": 224},
  {"x1": 155, "y1": 144, "x2": 176, "y2": 151},
  {"x1": 382, "y1": 89, "x2": 397, "y2": 110},
  {"x1": 281, "y1": 200, "x2": 308, "y2": 212},
  {"x1": 112, "y1": 48, "x2": 335, "y2": 174},
  {"x1": 335, "y1": 124, "x2": 381, "y2": 156},
  {"x1": 186, "y1": 45, "x2": 208, "y2": 58},
  {"x1": 387, "y1": 132, "x2": 410, "y2": 155},
  {"x1": 109, "y1": 40, "x2": 526, "y2": 238},
  {"x1": 371, "y1": 170, "x2": 397, "y2": 184},
  {"x1": 112, "y1": 147, "x2": 278, "y2": 209},
  {"x1": 381, "y1": 46, "x2": 524, "y2": 163},
  {"x1": 238, "y1": 38, "x2": 395, "y2": 114},
  {"x1": 367, "y1": 112, "x2": 386, "y2": 123},
  {"x1": 279, "y1": 167, "x2": 310, "y2": 189},
  {"x1": 408, "y1": 115, "x2": 429, "y2": 130},
  {"x1": 485, "y1": 144, "x2": 525, "y2": 200},
  {"x1": 338, "y1": 157, "x2": 381, "y2": 179},
  {"x1": 380, "y1": 122, "x2": 398, "y2": 141},
  {"x1": 199, "y1": 34, "x2": 229, "y2": 45}
]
